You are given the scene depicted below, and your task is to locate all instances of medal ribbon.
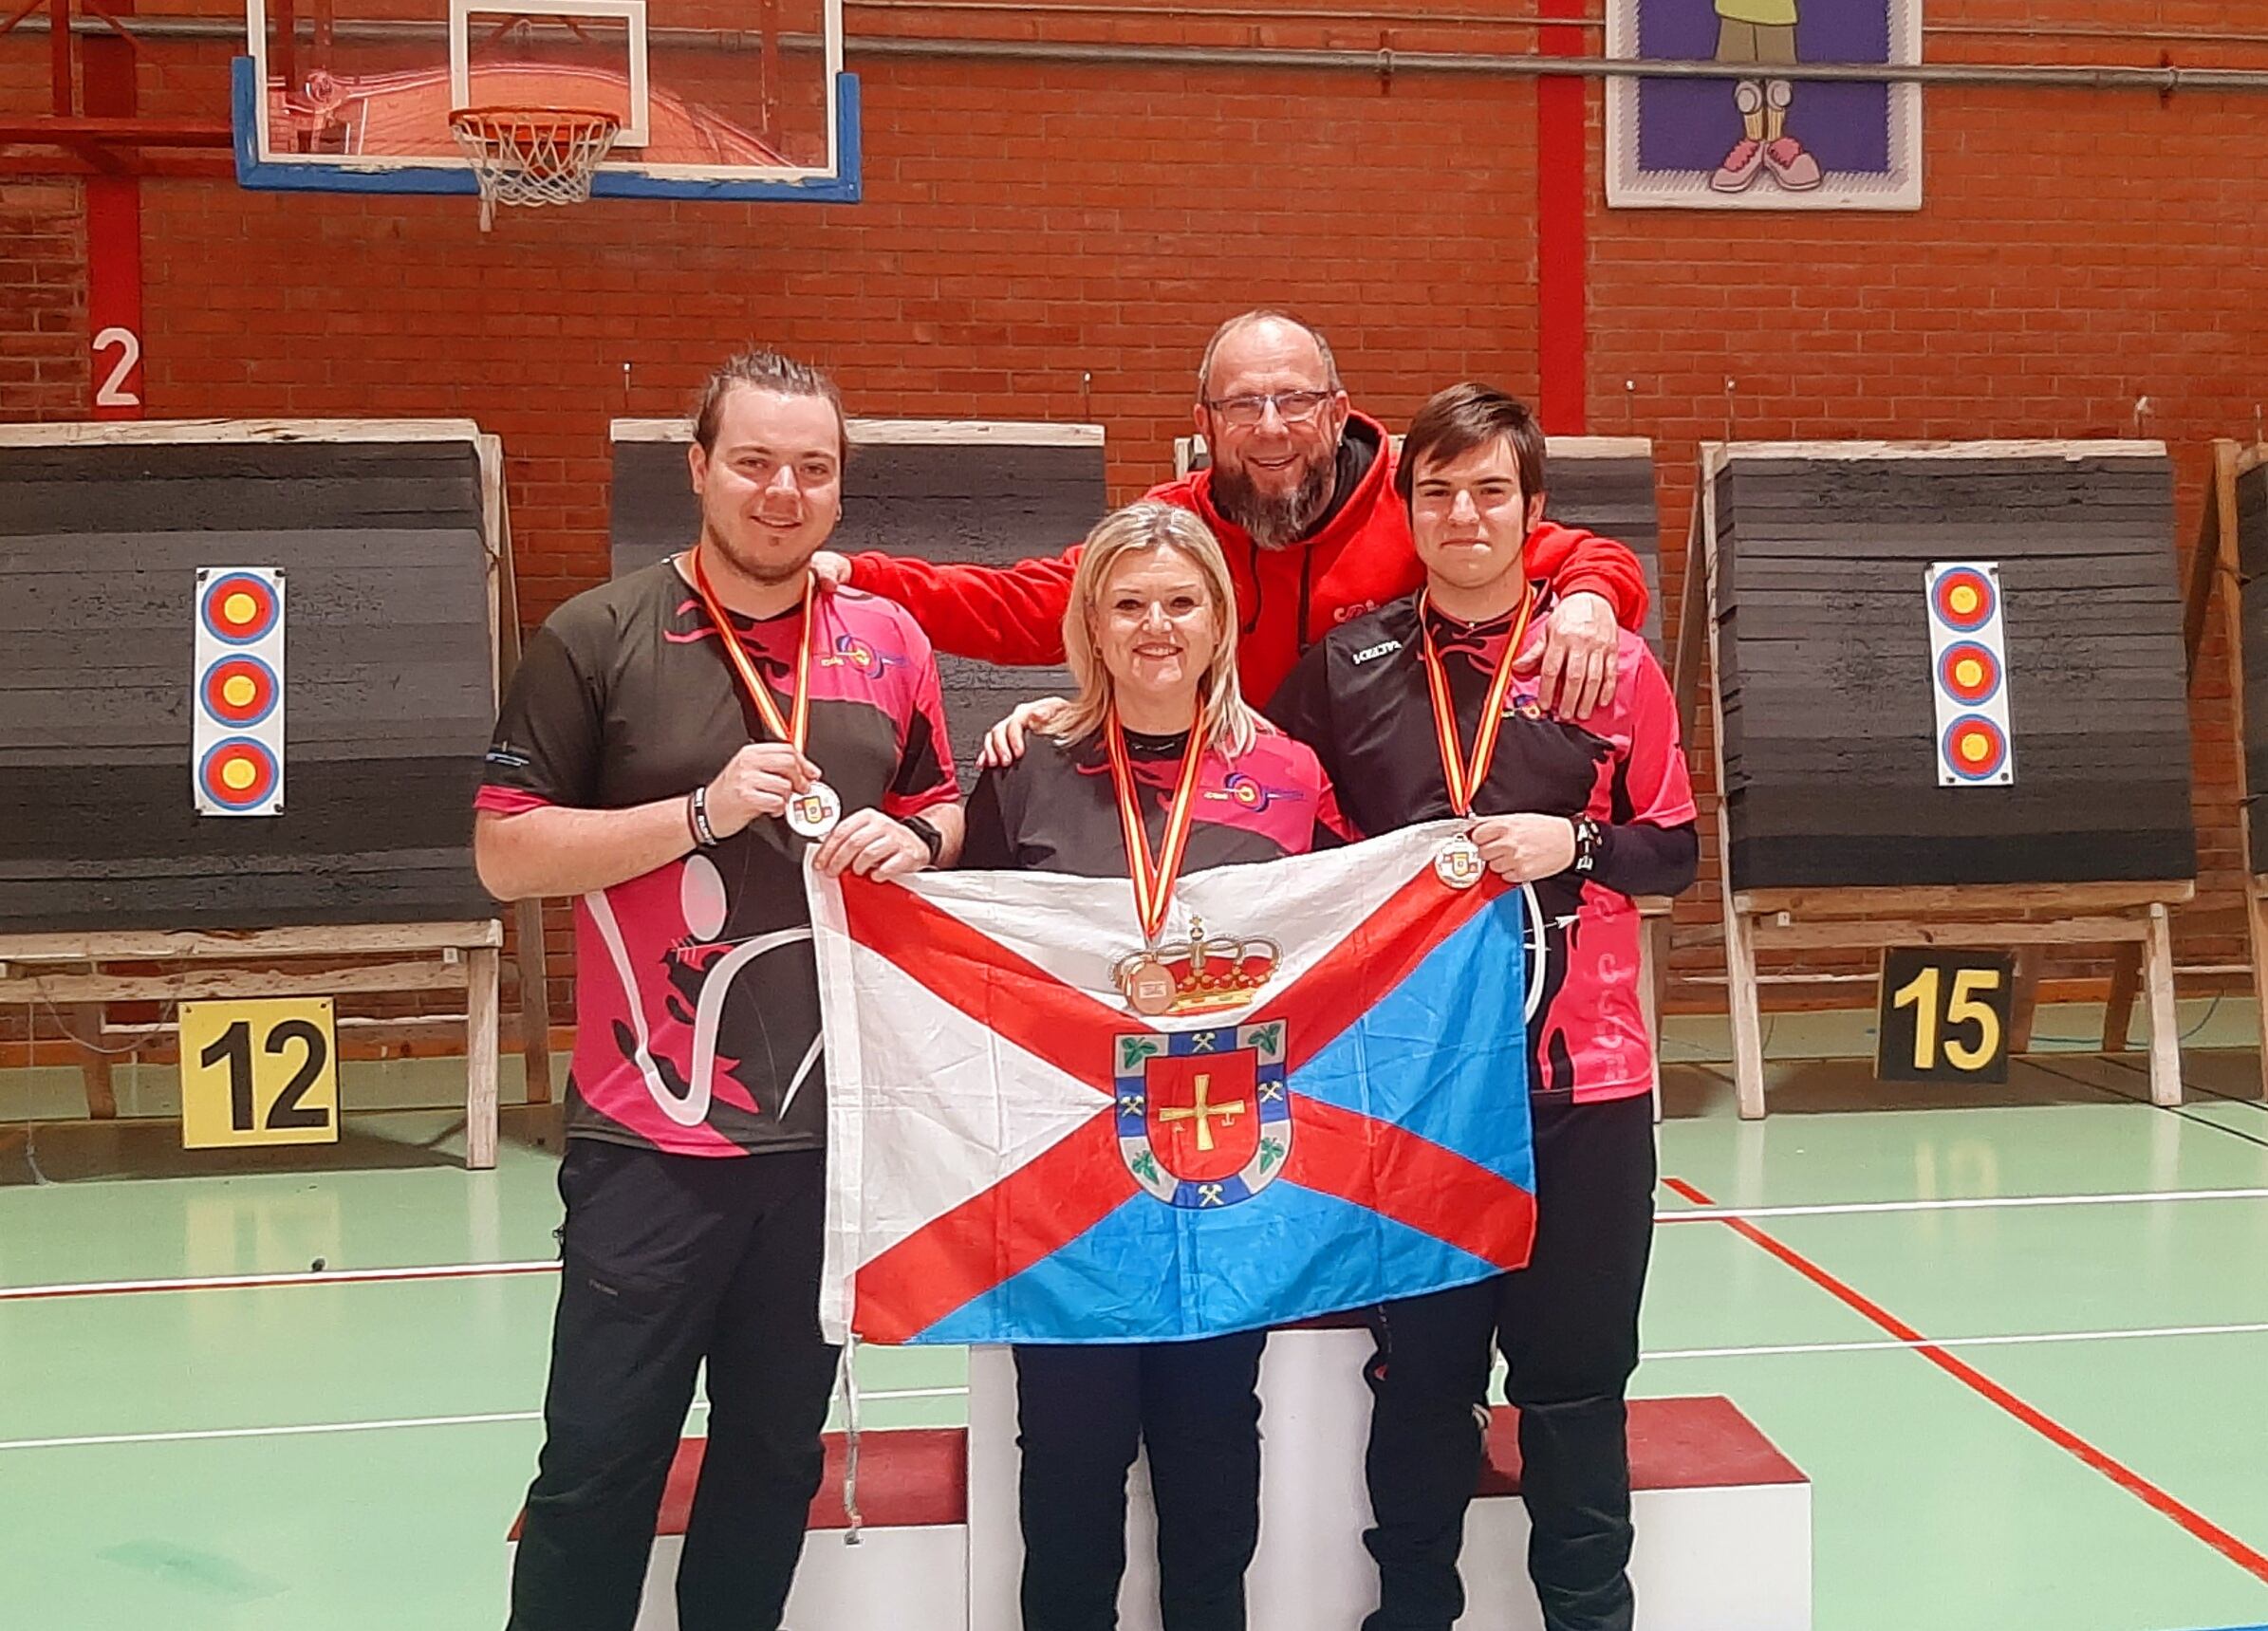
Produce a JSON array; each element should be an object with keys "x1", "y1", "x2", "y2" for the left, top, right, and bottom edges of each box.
[
  {"x1": 685, "y1": 548, "x2": 815, "y2": 753},
  {"x1": 1417, "y1": 587, "x2": 1536, "y2": 817},
  {"x1": 1105, "y1": 708, "x2": 1209, "y2": 946}
]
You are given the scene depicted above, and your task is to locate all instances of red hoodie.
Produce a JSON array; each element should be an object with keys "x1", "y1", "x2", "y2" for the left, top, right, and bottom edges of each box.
[{"x1": 845, "y1": 412, "x2": 1651, "y2": 704}]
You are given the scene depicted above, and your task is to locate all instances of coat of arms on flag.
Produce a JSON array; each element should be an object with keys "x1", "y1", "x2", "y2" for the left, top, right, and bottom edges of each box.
[
  {"x1": 810, "y1": 821, "x2": 1537, "y2": 1346},
  {"x1": 1115, "y1": 1021, "x2": 1291, "y2": 1210}
]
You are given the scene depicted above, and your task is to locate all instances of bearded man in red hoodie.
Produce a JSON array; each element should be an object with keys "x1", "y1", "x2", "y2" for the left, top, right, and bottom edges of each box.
[{"x1": 812, "y1": 309, "x2": 1649, "y2": 714}]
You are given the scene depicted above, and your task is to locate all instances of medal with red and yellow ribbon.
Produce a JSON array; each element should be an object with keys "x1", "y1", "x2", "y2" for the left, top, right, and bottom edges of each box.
[
  {"x1": 1106, "y1": 709, "x2": 1209, "y2": 1015},
  {"x1": 1417, "y1": 587, "x2": 1535, "y2": 888},
  {"x1": 684, "y1": 549, "x2": 842, "y2": 839}
]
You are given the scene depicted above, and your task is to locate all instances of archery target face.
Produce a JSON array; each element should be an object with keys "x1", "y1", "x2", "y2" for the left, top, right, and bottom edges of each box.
[
  {"x1": 1936, "y1": 640, "x2": 2002, "y2": 708},
  {"x1": 1924, "y1": 562, "x2": 2015, "y2": 788},
  {"x1": 194, "y1": 567, "x2": 286, "y2": 815},
  {"x1": 198, "y1": 737, "x2": 282, "y2": 809},
  {"x1": 201, "y1": 571, "x2": 283, "y2": 644},
  {"x1": 1941, "y1": 715, "x2": 2009, "y2": 782},
  {"x1": 200, "y1": 655, "x2": 280, "y2": 728},
  {"x1": 1930, "y1": 566, "x2": 1997, "y2": 634}
]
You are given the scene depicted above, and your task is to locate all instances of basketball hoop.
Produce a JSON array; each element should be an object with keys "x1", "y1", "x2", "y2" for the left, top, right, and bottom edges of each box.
[{"x1": 448, "y1": 106, "x2": 622, "y2": 231}]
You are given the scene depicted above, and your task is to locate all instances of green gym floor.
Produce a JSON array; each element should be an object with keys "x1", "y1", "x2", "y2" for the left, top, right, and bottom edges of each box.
[{"x1": 8, "y1": 1024, "x2": 2268, "y2": 1631}]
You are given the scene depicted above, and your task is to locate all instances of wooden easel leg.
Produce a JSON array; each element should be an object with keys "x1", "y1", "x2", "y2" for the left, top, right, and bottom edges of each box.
[
  {"x1": 1725, "y1": 910, "x2": 1768, "y2": 1120},
  {"x1": 467, "y1": 946, "x2": 500, "y2": 1170},
  {"x1": 2100, "y1": 955, "x2": 2142, "y2": 1054},
  {"x1": 1641, "y1": 917, "x2": 1664, "y2": 1124},
  {"x1": 70, "y1": 1002, "x2": 117, "y2": 1120},
  {"x1": 2248, "y1": 881, "x2": 2268, "y2": 1101},
  {"x1": 2142, "y1": 904, "x2": 2183, "y2": 1108},
  {"x1": 512, "y1": 897, "x2": 554, "y2": 1106},
  {"x1": 2007, "y1": 947, "x2": 2044, "y2": 1055}
]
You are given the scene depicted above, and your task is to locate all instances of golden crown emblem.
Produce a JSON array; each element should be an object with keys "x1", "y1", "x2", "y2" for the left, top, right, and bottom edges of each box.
[{"x1": 1113, "y1": 917, "x2": 1281, "y2": 1017}]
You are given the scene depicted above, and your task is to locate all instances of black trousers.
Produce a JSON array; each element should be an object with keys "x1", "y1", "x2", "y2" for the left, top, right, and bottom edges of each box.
[
  {"x1": 1013, "y1": 1331, "x2": 1268, "y2": 1631},
  {"x1": 506, "y1": 1140, "x2": 841, "y2": 1631},
  {"x1": 1362, "y1": 1092, "x2": 1657, "y2": 1631}
]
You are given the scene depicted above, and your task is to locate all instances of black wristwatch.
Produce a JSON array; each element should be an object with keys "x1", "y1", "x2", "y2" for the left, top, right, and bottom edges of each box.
[{"x1": 902, "y1": 813, "x2": 946, "y2": 867}]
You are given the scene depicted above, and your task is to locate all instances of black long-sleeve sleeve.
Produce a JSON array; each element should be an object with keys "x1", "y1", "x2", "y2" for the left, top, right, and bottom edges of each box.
[{"x1": 1589, "y1": 818, "x2": 1699, "y2": 899}]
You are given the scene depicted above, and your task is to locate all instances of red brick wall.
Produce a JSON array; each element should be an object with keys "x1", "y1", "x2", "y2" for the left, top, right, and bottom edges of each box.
[
  {"x1": 9, "y1": 5, "x2": 2268, "y2": 1031},
  {"x1": 0, "y1": 181, "x2": 89, "y2": 417}
]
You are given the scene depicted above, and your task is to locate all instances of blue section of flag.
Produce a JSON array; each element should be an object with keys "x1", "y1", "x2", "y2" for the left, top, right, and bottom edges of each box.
[
  {"x1": 906, "y1": 891, "x2": 1534, "y2": 1344},
  {"x1": 914, "y1": 1181, "x2": 1504, "y2": 1345},
  {"x1": 1292, "y1": 891, "x2": 1531, "y2": 1156}
]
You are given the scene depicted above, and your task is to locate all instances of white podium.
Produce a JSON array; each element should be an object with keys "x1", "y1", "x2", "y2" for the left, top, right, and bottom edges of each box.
[{"x1": 508, "y1": 1331, "x2": 1811, "y2": 1629}]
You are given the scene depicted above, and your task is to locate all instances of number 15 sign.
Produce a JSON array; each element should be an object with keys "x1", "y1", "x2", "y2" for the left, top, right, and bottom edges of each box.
[
  {"x1": 178, "y1": 998, "x2": 340, "y2": 1148},
  {"x1": 1874, "y1": 948, "x2": 2017, "y2": 1086}
]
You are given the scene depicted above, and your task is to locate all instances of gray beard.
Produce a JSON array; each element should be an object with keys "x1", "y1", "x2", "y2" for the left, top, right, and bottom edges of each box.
[{"x1": 1211, "y1": 458, "x2": 1334, "y2": 550}]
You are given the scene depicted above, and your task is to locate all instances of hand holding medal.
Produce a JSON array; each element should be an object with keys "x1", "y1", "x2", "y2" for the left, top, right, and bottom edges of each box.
[
  {"x1": 698, "y1": 742, "x2": 824, "y2": 838},
  {"x1": 686, "y1": 548, "x2": 842, "y2": 840},
  {"x1": 1420, "y1": 587, "x2": 1535, "y2": 889}
]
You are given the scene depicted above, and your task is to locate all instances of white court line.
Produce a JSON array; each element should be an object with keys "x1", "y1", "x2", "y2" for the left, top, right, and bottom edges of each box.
[
  {"x1": 6, "y1": 1189, "x2": 2268, "y2": 1306},
  {"x1": 0, "y1": 1410, "x2": 547, "y2": 1453},
  {"x1": 0, "y1": 1260, "x2": 560, "y2": 1302},
  {"x1": 10, "y1": 1321, "x2": 2268, "y2": 1455},
  {"x1": 0, "y1": 1387, "x2": 969, "y2": 1455},
  {"x1": 1656, "y1": 1186, "x2": 2268, "y2": 1222}
]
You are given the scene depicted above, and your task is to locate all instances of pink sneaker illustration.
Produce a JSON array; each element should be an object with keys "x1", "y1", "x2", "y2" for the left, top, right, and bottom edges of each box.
[
  {"x1": 1762, "y1": 137, "x2": 1823, "y2": 190},
  {"x1": 1710, "y1": 137, "x2": 1766, "y2": 193}
]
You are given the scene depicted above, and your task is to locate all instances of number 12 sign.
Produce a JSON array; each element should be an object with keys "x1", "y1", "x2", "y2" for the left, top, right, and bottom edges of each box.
[
  {"x1": 178, "y1": 998, "x2": 340, "y2": 1148},
  {"x1": 1874, "y1": 948, "x2": 2017, "y2": 1085}
]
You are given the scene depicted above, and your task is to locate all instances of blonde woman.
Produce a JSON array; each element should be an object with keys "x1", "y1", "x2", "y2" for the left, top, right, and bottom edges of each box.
[{"x1": 961, "y1": 500, "x2": 1348, "y2": 1631}]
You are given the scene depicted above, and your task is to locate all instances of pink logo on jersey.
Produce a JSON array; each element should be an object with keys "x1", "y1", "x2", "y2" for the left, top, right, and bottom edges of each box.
[
  {"x1": 1207, "y1": 770, "x2": 1304, "y2": 813},
  {"x1": 824, "y1": 633, "x2": 905, "y2": 672}
]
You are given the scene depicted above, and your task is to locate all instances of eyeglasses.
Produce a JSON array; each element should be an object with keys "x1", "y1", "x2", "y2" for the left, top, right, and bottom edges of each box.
[{"x1": 1200, "y1": 389, "x2": 1334, "y2": 428}]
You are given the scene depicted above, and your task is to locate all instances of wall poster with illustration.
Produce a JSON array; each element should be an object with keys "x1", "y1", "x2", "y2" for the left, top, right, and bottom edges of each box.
[{"x1": 1607, "y1": 0, "x2": 1923, "y2": 211}]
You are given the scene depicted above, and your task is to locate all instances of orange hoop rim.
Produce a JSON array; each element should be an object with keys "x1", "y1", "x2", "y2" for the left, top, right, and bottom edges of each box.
[{"x1": 447, "y1": 104, "x2": 623, "y2": 142}]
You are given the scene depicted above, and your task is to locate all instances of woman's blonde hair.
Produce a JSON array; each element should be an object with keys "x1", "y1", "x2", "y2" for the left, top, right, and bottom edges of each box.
[{"x1": 1050, "y1": 500, "x2": 1263, "y2": 757}]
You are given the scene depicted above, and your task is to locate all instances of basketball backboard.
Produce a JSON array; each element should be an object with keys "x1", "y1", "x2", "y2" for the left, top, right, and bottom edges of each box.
[{"x1": 233, "y1": 0, "x2": 857, "y2": 202}]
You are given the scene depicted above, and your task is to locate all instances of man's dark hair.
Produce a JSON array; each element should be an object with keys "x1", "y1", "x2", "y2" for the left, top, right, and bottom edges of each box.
[
  {"x1": 1394, "y1": 381, "x2": 1547, "y2": 512},
  {"x1": 692, "y1": 349, "x2": 847, "y2": 458}
]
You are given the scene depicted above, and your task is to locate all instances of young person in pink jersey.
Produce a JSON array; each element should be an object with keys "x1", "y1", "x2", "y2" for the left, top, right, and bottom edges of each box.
[
  {"x1": 1268, "y1": 382, "x2": 1699, "y2": 1631},
  {"x1": 474, "y1": 352, "x2": 963, "y2": 1631}
]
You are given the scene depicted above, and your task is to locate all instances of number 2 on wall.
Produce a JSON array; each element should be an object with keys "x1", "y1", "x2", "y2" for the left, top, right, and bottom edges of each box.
[
  {"x1": 92, "y1": 325, "x2": 141, "y2": 407},
  {"x1": 1891, "y1": 965, "x2": 2004, "y2": 1072}
]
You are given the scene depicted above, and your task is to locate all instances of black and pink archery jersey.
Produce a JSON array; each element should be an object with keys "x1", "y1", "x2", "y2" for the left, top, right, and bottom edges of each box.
[
  {"x1": 1269, "y1": 588, "x2": 1698, "y2": 1104},
  {"x1": 476, "y1": 561, "x2": 958, "y2": 1157}
]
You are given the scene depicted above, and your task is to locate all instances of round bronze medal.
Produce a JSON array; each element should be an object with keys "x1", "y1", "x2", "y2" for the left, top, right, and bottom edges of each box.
[{"x1": 1125, "y1": 955, "x2": 1178, "y2": 1016}]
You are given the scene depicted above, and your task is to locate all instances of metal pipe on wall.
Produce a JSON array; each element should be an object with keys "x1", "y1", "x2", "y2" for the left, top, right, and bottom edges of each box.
[
  {"x1": 839, "y1": 38, "x2": 2268, "y2": 93},
  {"x1": 846, "y1": 0, "x2": 2268, "y2": 50},
  {"x1": 24, "y1": 12, "x2": 2268, "y2": 95}
]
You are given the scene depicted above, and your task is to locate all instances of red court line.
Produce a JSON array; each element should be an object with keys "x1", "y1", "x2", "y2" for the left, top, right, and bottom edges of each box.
[{"x1": 1664, "y1": 1176, "x2": 2268, "y2": 1587}]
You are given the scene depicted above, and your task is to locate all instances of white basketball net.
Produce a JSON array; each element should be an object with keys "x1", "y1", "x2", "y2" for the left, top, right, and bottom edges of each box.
[{"x1": 448, "y1": 107, "x2": 622, "y2": 231}]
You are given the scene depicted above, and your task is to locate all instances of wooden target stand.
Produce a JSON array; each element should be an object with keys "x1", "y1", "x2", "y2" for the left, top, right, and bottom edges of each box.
[
  {"x1": 2100, "y1": 436, "x2": 2268, "y2": 1091},
  {"x1": 1684, "y1": 442, "x2": 2193, "y2": 1120},
  {"x1": 0, "y1": 420, "x2": 555, "y2": 1169},
  {"x1": 0, "y1": 922, "x2": 507, "y2": 1161}
]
